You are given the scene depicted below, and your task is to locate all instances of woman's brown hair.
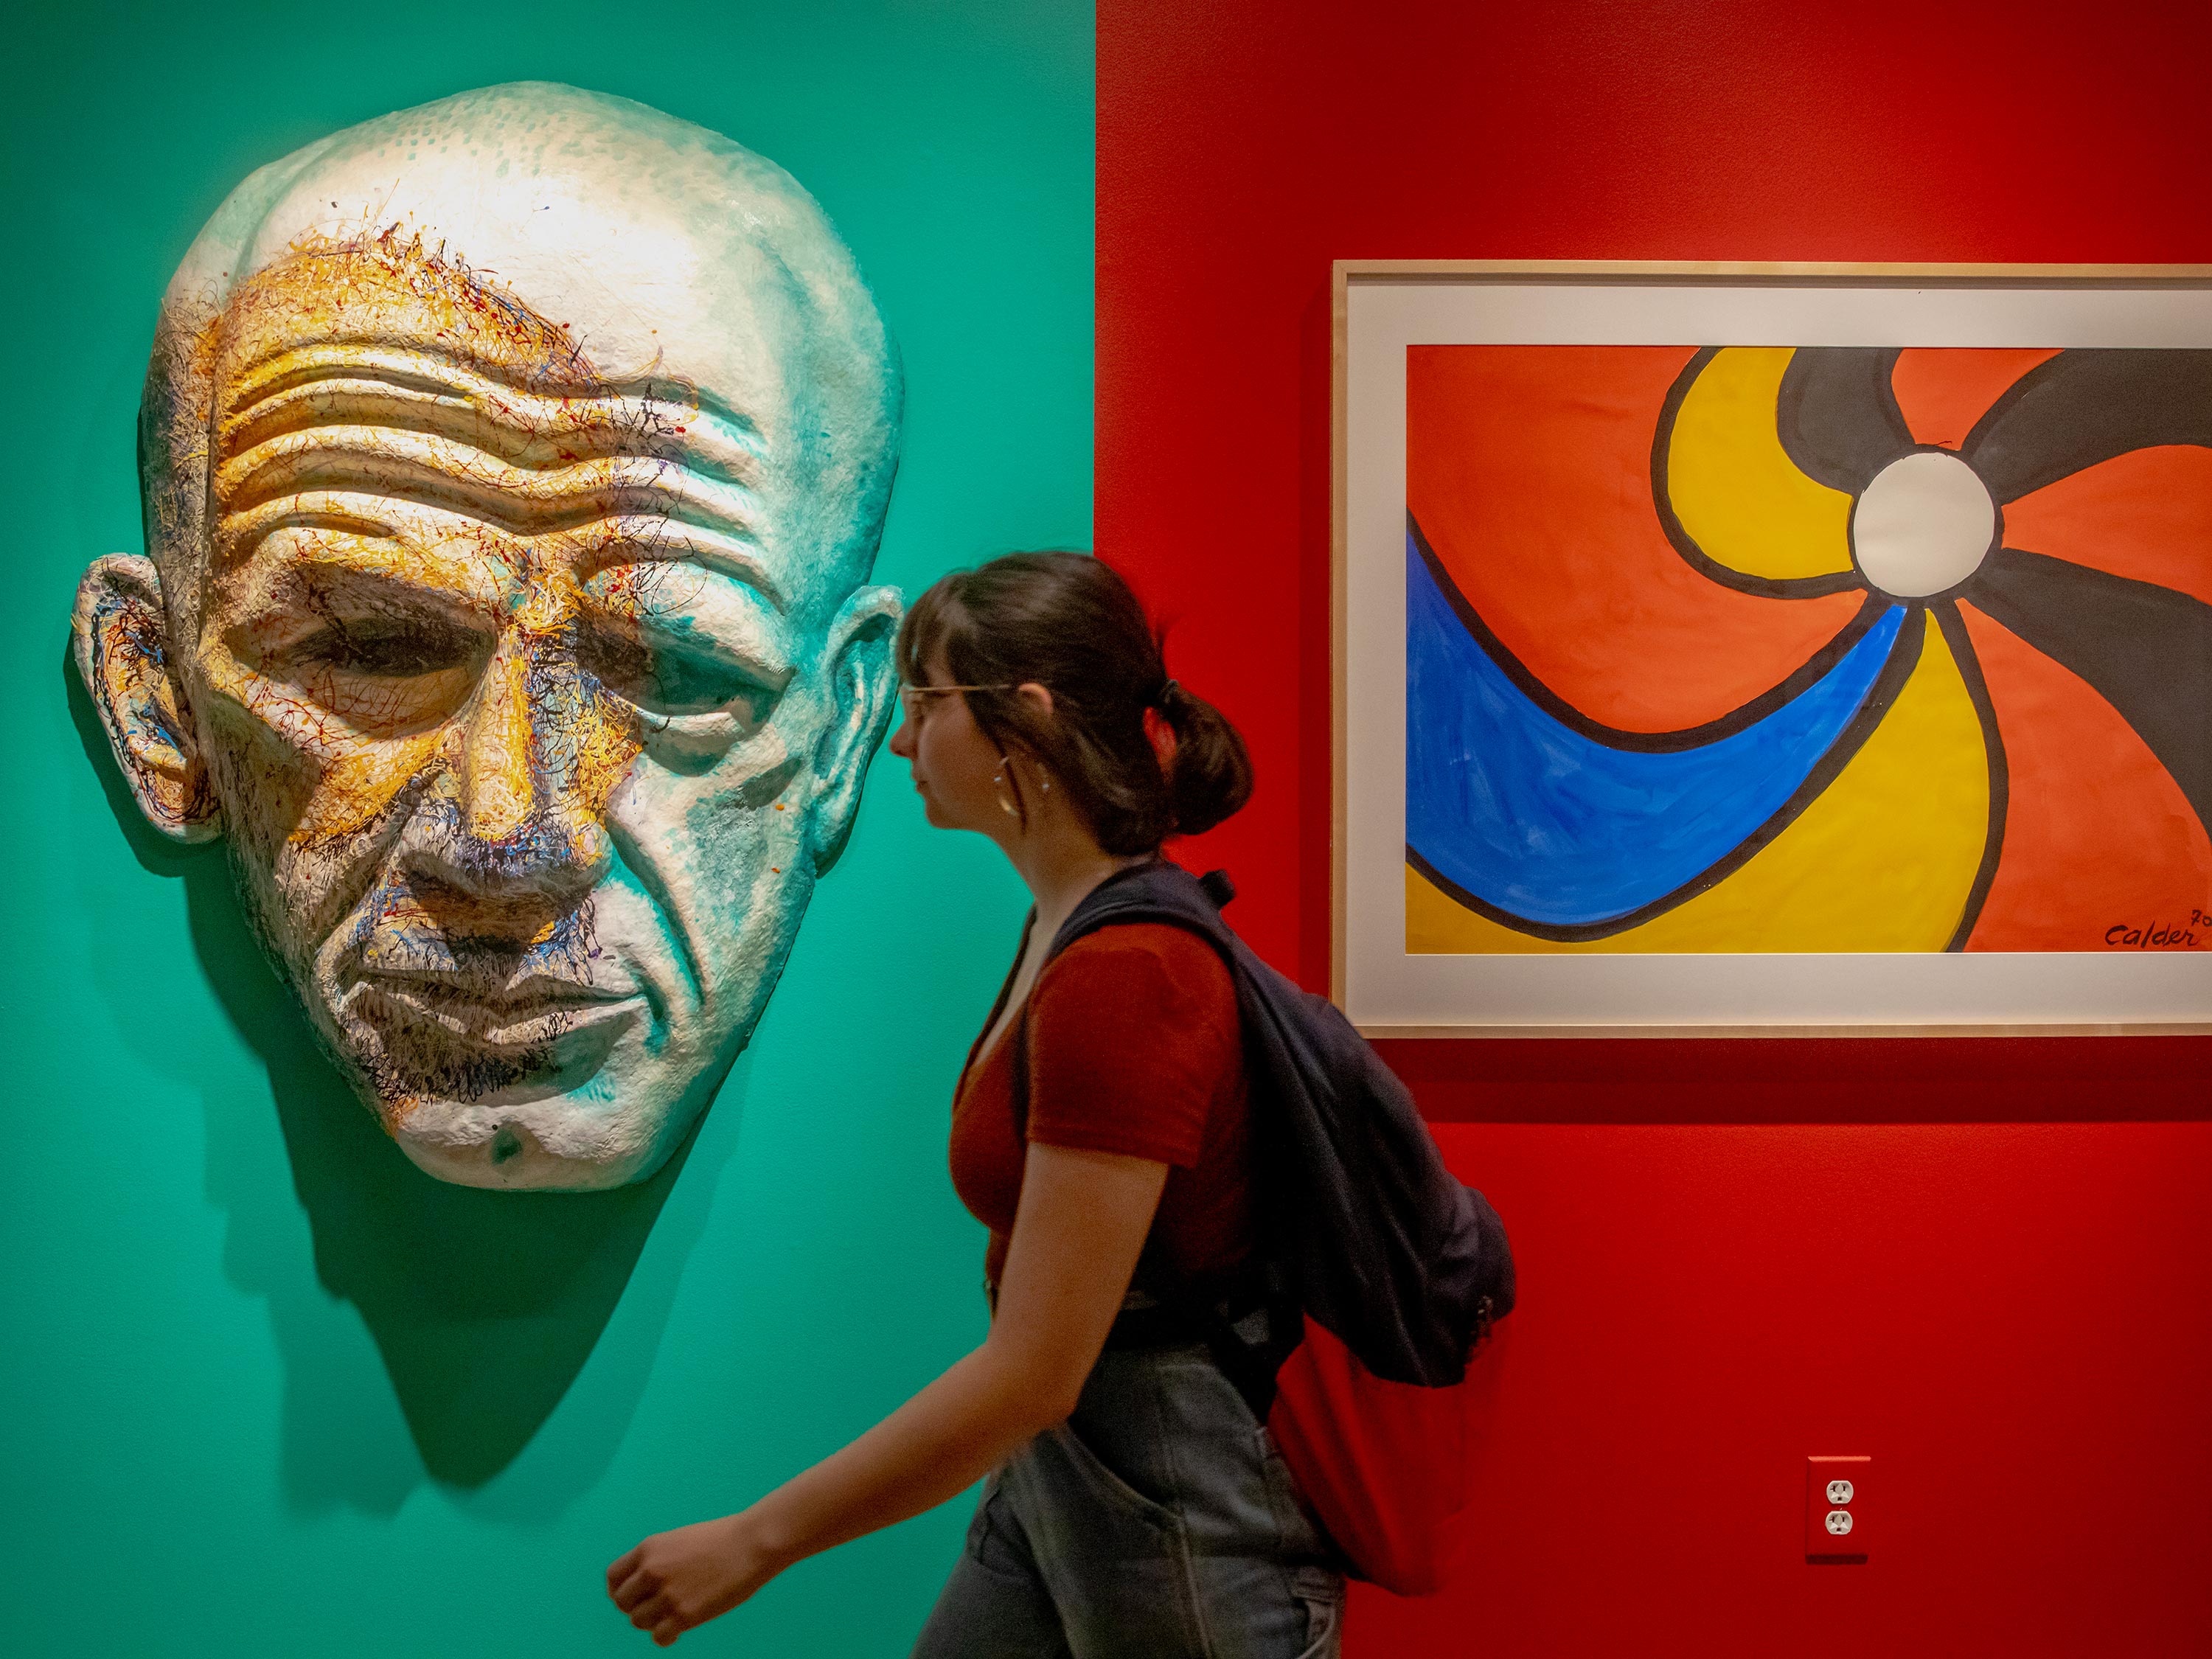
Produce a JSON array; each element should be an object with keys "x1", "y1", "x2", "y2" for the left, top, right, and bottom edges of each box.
[{"x1": 897, "y1": 552, "x2": 1253, "y2": 855}]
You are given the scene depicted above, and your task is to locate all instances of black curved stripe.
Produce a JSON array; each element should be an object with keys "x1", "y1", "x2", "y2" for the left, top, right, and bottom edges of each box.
[
  {"x1": 1933, "y1": 603, "x2": 2009, "y2": 953},
  {"x1": 1776, "y1": 347, "x2": 1916, "y2": 493},
  {"x1": 1650, "y1": 347, "x2": 1868, "y2": 601},
  {"x1": 1411, "y1": 511, "x2": 1889, "y2": 753},
  {"x1": 1961, "y1": 349, "x2": 2212, "y2": 504},
  {"x1": 1410, "y1": 609, "x2": 1928, "y2": 942},
  {"x1": 1962, "y1": 548, "x2": 2212, "y2": 836}
]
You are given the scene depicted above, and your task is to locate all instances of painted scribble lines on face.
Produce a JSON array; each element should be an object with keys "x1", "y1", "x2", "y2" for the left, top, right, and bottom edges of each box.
[
  {"x1": 185, "y1": 230, "x2": 799, "y2": 1128},
  {"x1": 212, "y1": 379, "x2": 773, "y2": 592},
  {"x1": 80, "y1": 84, "x2": 914, "y2": 1187},
  {"x1": 209, "y1": 346, "x2": 782, "y2": 634},
  {"x1": 218, "y1": 343, "x2": 767, "y2": 484},
  {"x1": 202, "y1": 237, "x2": 792, "y2": 832},
  {"x1": 341, "y1": 794, "x2": 637, "y2": 1116}
]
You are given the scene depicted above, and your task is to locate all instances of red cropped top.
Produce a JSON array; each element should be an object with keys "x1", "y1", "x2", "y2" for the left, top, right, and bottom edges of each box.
[{"x1": 948, "y1": 923, "x2": 1252, "y2": 1298}]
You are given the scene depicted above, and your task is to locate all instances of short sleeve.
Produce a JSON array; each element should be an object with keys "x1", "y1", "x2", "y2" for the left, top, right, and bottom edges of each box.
[{"x1": 1022, "y1": 925, "x2": 1239, "y2": 1168}]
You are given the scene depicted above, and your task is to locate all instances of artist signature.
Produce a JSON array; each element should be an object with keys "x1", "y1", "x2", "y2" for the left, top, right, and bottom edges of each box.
[{"x1": 2104, "y1": 911, "x2": 2206, "y2": 949}]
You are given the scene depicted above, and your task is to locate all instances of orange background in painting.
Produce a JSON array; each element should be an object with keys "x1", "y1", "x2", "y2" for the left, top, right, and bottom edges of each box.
[
  {"x1": 1890, "y1": 346, "x2": 2063, "y2": 451},
  {"x1": 2003, "y1": 444, "x2": 2212, "y2": 606},
  {"x1": 1957, "y1": 604, "x2": 2212, "y2": 950},
  {"x1": 1408, "y1": 345, "x2": 1865, "y2": 731}
]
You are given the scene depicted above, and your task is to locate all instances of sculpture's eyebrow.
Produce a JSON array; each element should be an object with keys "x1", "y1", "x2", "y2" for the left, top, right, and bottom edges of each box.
[{"x1": 212, "y1": 348, "x2": 785, "y2": 607}]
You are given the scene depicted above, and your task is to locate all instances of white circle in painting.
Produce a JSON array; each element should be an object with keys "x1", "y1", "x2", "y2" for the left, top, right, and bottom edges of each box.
[{"x1": 1851, "y1": 450, "x2": 1997, "y2": 598}]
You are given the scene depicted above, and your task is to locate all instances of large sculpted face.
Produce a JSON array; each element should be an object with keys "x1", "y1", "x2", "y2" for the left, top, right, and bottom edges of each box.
[{"x1": 73, "y1": 86, "x2": 903, "y2": 1189}]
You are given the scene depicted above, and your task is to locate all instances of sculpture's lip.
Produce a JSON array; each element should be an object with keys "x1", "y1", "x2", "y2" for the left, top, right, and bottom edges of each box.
[{"x1": 354, "y1": 973, "x2": 642, "y2": 1050}]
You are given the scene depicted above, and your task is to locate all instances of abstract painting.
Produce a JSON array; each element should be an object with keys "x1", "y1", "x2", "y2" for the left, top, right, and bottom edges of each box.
[{"x1": 1404, "y1": 343, "x2": 2211, "y2": 958}]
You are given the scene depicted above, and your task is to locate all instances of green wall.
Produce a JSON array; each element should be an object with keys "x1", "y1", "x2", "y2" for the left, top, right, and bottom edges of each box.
[{"x1": 0, "y1": 3, "x2": 1091, "y2": 1652}]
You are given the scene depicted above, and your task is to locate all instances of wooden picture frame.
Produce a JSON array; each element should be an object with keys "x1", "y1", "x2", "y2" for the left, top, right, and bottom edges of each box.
[{"x1": 1332, "y1": 260, "x2": 2212, "y2": 1037}]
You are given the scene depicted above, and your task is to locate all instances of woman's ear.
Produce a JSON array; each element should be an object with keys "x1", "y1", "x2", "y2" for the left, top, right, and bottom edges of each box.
[
  {"x1": 72, "y1": 554, "x2": 219, "y2": 844},
  {"x1": 1015, "y1": 681, "x2": 1056, "y2": 719}
]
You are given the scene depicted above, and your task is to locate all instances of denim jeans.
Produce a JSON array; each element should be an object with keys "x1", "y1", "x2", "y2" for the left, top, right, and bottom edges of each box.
[{"x1": 910, "y1": 1340, "x2": 1345, "y2": 1658}]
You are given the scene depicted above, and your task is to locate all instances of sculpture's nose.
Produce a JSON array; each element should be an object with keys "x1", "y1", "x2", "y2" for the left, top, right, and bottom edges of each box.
[
  {"x1": 441, "y1": 630, "x2": 623, "y2": 897},
  {"x1": 460, "y1": 639, "x2": 538, "y2": 843}
]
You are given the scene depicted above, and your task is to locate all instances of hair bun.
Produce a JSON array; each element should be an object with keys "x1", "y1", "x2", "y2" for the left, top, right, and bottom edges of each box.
[{"x1": 1160, "y1": 681, "x2": 1251, "y2": 837}]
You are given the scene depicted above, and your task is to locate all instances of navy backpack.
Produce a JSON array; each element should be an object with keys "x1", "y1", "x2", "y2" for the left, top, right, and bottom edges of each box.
[{"x1": 1006, "y1": 859, "x2": 1515, "y2": 1595}]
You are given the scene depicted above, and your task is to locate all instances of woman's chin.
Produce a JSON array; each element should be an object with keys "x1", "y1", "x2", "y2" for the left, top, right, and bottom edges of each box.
[{"x1": 919, "y1": 795, "x2": 990, "y2": 835}]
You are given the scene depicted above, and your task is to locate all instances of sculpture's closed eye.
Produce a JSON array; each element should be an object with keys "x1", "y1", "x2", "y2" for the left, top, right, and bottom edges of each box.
[
  {"x1": 286, "y1": 615, "x2": 490, "y2": 679},
  {"x1": 577, "y1": 627, "x2": 776, "y2": 722},
  {"x1": 266, "y1": 598, "x2": 779, "y2": 731}
]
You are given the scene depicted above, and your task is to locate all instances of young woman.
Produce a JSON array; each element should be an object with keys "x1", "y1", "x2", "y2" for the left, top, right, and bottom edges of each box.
[{"x1": 607, "y1": 552, "x2": 1344, "y2": 1655}]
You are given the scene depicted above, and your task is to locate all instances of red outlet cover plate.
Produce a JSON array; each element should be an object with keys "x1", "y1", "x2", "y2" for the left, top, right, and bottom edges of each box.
[{"x1": 1806, "y1": 1455, "x2": 1870, "y2": 1561}]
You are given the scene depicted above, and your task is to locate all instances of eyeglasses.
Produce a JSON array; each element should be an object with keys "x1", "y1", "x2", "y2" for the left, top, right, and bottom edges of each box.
[{"x1": 897, "y1": 682, "x2": 1015, "y2": 722}]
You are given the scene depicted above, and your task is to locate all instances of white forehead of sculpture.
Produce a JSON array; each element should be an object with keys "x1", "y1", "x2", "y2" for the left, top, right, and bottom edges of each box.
[{"x1": 235, "y1": 84, "x2": 875, "y2": 405}]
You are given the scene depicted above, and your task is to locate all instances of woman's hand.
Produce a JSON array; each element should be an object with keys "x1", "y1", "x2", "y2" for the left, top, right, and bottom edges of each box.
[
  {"x1": 602, "y1": 1144, "x2": 1168, "y2": 1644},
  {"x1": 607, "y1": 1512, "x2": 785, "y2": 1646}
]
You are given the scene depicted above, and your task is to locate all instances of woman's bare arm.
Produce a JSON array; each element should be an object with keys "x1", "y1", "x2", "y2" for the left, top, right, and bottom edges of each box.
[{"x1": 606, "y1": 1141, "x2": 1169, "y2": 1646}]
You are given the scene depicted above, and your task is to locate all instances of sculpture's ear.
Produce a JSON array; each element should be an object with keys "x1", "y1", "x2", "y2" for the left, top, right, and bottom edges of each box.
[
  {"x1": 72, "y1": 554, "x2": 219, "y2": 844},
  {"x1": 806, "y1": 582, "x2": 902, "y2": 875}
]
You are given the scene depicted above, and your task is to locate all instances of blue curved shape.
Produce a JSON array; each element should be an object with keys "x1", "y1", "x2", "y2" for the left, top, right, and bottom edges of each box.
[{"x1": 1407, "y1": 536, "x2": 1901, "y2": 928}]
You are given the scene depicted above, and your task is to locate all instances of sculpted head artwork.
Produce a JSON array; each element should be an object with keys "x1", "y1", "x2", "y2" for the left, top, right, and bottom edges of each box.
[{"x1": 72, "y1": 83, "x2": 904, "y2": 1189}]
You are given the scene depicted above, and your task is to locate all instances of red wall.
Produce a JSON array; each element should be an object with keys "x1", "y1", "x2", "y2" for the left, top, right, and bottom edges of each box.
[{"x1": 1095, "y1": 3, "x2": 2212, "y2": 1652}]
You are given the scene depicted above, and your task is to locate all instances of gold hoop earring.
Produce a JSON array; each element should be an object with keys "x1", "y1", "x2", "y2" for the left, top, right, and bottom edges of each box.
[{"x1": 992, "y1": 759, "x2": 1024, "y2": 821}]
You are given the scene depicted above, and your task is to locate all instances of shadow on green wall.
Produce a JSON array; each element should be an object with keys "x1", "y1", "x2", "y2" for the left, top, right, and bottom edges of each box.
[{"x1": 65, "y1": 647, "x2": 712, "y2": 1495}]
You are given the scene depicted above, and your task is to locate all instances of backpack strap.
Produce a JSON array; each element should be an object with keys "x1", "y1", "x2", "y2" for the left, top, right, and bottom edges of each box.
[
  {"x1": 1000, "y1": 863, "x2": 1297, "y2": 1414},
  {"x1": 1004, "y1": 857, "x2": 1229, "y2": 1133}
]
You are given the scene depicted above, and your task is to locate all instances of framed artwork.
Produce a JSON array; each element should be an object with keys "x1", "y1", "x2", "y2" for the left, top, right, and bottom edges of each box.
[{"x1": 1333, "y1": 261, "x2": 2212, "y2": 1037}]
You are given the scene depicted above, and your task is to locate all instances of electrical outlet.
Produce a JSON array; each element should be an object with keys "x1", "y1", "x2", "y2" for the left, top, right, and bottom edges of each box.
[{"x1": 1806, "y1": 1455, "x2": 1870, "y2": 1561}]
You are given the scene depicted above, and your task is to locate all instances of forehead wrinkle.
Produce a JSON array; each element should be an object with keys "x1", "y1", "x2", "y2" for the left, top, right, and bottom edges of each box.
[
  {"x1": 218, "y1": 345, "x2": 770, "y2": 488},
  {"x1": 213, "y1": 428, "x2": 766, "y2": 554}
]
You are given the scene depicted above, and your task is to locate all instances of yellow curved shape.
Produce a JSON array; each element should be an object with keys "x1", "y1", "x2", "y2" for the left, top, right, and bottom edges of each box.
[
  {"x1": 1407, "y1": 615, "x2": 1992, "y2": 953},
  {"x1": 1666, "y1": 347, "x2": 1857, "y2": 582}
]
